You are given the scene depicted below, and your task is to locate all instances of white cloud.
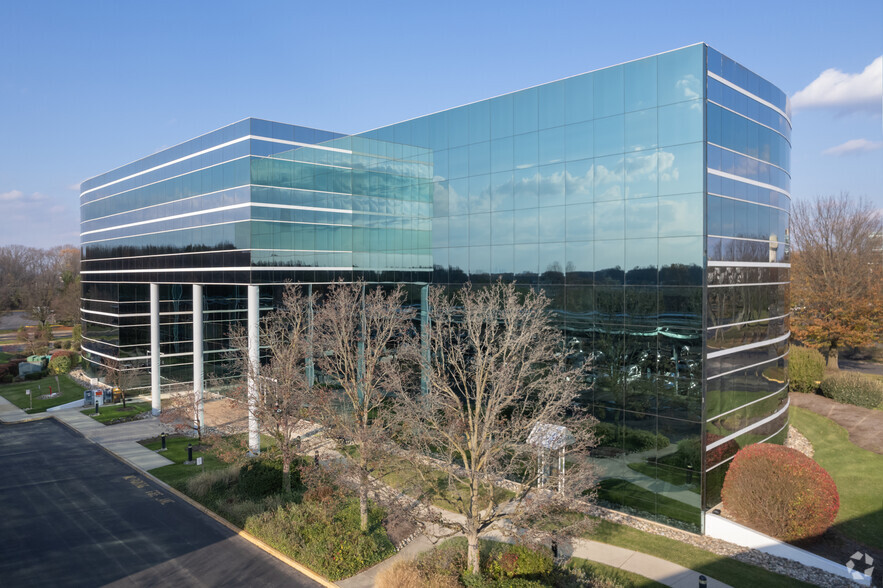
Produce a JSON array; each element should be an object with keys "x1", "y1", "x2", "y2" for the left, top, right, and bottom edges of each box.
[
  {"x1": 791, "y1": 56, "x2": 882, "y2": 113},
  {"x1": 823, "y1": 138, "x2": 883, "y2": 156},
  {"x1": 0, "y1": 190, "x2": 24, "y2": 201}
]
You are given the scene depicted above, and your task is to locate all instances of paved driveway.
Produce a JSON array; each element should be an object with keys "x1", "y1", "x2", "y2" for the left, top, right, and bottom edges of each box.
[{"x1": 0, "y1": 419, "x2": 321, "y2": 587}]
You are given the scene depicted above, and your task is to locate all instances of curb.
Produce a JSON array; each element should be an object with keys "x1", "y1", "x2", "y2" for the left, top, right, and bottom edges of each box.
[{"x1": 50, "y1": 415, "x2": 338, "y2": 588}]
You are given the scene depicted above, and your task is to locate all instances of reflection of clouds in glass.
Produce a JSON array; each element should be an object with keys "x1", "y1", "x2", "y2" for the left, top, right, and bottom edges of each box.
[
  {"x1": 658, "y1": 150, "x2": 679, "y2": 184},
  {"x1": 594, "y1": 159, "x2": 624, "y2": 200},
  {"x1": 626, "y1": 151, "x2": 657, "y2": 199},
  {"x1": 659, "y1": 194, "x2": 702, "y2": 237},
  {"x1": 677, "y1": 74, "x2": 701, "y2": 100}
]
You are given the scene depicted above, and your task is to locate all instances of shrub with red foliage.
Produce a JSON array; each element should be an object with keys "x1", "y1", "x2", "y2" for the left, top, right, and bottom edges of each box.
[
  {"x1": 705, "y1": 433, "x2": 739, "y2": 467},
  {"x1": 50, "y1": 350, "x2": 75, "y2": 360},
  {"x1": 722, "y1": 443, "x2": 839, "y2": 541}
]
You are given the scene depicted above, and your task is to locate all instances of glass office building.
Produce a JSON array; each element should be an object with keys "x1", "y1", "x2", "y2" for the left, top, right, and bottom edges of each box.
[{"x1": 80, "y1": 43, "x2": 790, "y2": 532}]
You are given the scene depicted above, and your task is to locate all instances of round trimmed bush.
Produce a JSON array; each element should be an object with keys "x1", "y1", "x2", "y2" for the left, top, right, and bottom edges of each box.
[
  {"x1": 819, "y1": 371, "x2": 883, "y2": 409},
  {"x1": 788, "y1": 346, "x2": 825, "y2": 394},
  {"x1": 722, "y1": 443, "x2": 839, "y2": 541}
]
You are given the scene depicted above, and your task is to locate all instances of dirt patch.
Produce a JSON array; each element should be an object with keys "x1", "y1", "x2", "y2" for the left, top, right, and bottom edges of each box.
[
  {"x1": 203, "y1": 397, "x2": 249, "y2": 433},
  {"x1": 790, "y1": 393, "x2": 883, "y2": 454}
]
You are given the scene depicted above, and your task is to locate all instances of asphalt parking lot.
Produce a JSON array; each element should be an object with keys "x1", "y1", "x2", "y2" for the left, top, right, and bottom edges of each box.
[{"x1": 0, "y1": 419, "x2": 321, "y2": 587}]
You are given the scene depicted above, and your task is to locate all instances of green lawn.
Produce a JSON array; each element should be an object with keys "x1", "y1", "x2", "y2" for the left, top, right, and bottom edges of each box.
[
  {"x1": 80, "y1": 401, "x2": 152, "y2": 424},
  {"x1": 0, "y1": 351, "x2": 14, "y2": 362},
  {"x1": 141, "y1": 434, "x2": 276, "y2": 489},
  {"x1": 789, "y1": 406, "x2": 883, "y2": 549},
  {"x1": 585, "y1": 518, "x2": 815, "y2": 588},
  {"x1": 0, "y1": 374, "x2": 87, "y2": 412}
]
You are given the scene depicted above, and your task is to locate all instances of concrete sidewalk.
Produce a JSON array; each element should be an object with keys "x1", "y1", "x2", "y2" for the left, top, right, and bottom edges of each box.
[{"x1": 0, "y1": 395, "x2": 173, "y2": 470}]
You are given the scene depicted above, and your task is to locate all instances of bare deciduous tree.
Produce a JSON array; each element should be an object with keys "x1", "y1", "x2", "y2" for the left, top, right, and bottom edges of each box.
[
  {"x1": 228, "y1": 285, "x2": 315, "y2": 493},
  {"x1": 312, "y1": 281, "x2": 417, "y2": 532},
  {"x1": 791, "y1": 193, "x2": 883, "y2": 369},
  {"x1": 395, "y1": 281, "x2": 598, "y2": 574}
]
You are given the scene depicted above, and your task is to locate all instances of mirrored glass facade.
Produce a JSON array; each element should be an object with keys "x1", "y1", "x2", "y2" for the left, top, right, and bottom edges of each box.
[{"x1": 81, "y1": 44, "x2": 790, "y2": 533}]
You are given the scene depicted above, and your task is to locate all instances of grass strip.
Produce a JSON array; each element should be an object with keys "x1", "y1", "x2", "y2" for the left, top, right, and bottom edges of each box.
[
  {"x1": 80, "y1": 401, "x2": 152, "y2": 424},
  {"x1": 790, "y1": 406, "x2": 883, "y2": 549},
  {"x1": 0, "y1": 374, "x2": 87, "y2": 412}
]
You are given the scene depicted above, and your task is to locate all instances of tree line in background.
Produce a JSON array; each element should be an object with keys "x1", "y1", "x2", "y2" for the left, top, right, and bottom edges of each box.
[
  {"x1": 0, "y1": 244, "x2": 81, "y2": 326},
  {"x1": 790, "y1": 193, "x2": 883, "y2": 368}
]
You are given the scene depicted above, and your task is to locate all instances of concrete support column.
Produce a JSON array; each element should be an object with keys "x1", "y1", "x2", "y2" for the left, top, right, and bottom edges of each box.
[
  {"x1": 193, "y1": 284, "x2": 204, "y2": 436},
  {"x1": 247, "y1": 284, "x2": 260, "y2": 455},
  {"x1": 306, "y1": 283, "x2": 314, "y2": 389},
  {"x1": 150, "y1": 283, "x2": 161, "y2": 415}
]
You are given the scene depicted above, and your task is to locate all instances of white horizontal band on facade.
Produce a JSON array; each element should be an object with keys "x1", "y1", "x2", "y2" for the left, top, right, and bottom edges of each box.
[
  {"x1": 705, "y1": 420, "x2": 789, "y2": 473},
  {"x1": 707, "y1": 281, "x2": 789, "y2": 288},
  {"x1": 707, "y1": 234, "x2": 785, "y2": 245},
  {"x1": 82, "y1": 248, "x2": 352, "y2": 264},
  {"x1": 707, "y1": 350, "x2": 789, "y2": 381},
  {"x1": 82, "y1": 184, "x2": 250, "y2": 225},
  {"x1": 81, "y1": 266, "x2": 355, "y2": 275},
  {"x1": 707, "y1": 71, "x2": 791, "y2": 124},
  {"x1": 706, "y1": 399, "x2": 791, "y2": 451},
  {"x1": 708, "y1": 261, "x2": 791, "y2": 269},
  {"x1": 708, "y1": 169, "x2": 791, "y2": 198},
  {"x1": 707, "y1": 384, "x2": 789, "y2": 423},
  {"x1": 82, "y1": 135, "x2": 352, "y2": 198},
  {"x1": 707, "y1": 312, "x2": 790, "y2": 331},
  {"x1": 707, "y1": 141, "x2": 790, "y2": 177},
  {"x1": 706, "y1": 331, "x2": 790, "y2": 359},
  {"x1": 705, "y1": 192, "x2": 789, "y2": 213},
  {"x1": 81, "y1": 201, "x2": 354, "y2": 237},
  {"x1": 708, "y1": 100, "x2": 790, "y2": 144}
]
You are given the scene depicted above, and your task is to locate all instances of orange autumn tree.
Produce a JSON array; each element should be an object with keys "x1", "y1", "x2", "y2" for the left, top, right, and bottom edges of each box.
[{"x1": 790, "y1": 193, "x2": 883, "y2": 369}]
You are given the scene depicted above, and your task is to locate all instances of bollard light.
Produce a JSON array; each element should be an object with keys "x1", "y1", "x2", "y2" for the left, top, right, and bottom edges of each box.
[
  {"x1": 161, "y1": 432, "x2": 166, "y2": 450},
  {"x1": 95, "y1": 400, "x2": 99, "y2": 415},
  {"x1": 187, "y1": 443, "x2": 193, "y2": 463},
  {"x1": 698, "y1": 574, "x2": 707, "y2": 588}
]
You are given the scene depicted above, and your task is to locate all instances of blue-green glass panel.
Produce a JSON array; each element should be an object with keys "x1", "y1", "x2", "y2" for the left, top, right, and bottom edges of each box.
[
  {"x1": 594, "y1": 154, "x2": 625, "y2": 201},
  {"x1": 658, "y1": 236, "x2": 702, "y2": 285},
  {"x1": 513, "y1": 168, "x2": 539, "y2": 209},
  {"x1": 539, "y1": 163, "x2": 565, "y2": 207},
  {"x1": 469, "y1": 212, "x2": 491, "y2": 246},
  {"x1": 491, "y1": 210, "x2": 514, "y2": 244},
  {"x1": 565, "y1": 121, "x2": 593, "y2": 160},
  {"x1": 658, "y1": 100, "x2": 703, "y2": 146},
  {"x1": 595, "y1": 115, "x2": 625, "y2": 157},
  {"x1": 539, "y1": 206, "x2": 565, "y2": 243},
  {"x1": 491, "y1": 137, "x2": 514, "y2": 173},
  {"x1": 565, "y1": 73, "x2": 593, "y2": 123},
  {"x1": 448, "y1": 107, "x2": 470, "y2": 147},
  {"x1": 513, "y1": 243, "x2": 539, "y2": 277},
  {"x1": 513, "y1": 208, "x2": 539, "y2": 243},
  {"x1": 594, "y1": 239, "x2": 625, "y2": 283},
  {"x1": 594, "y1": 65, "x2": 624, "y2": 118},
  {"x1": 540, "y1": 242, "x2": 565, "y2": 279},
  {"x1": 539, "y1": 80, "x2": 566, "y2": 129},
  {"x1": 468, "y1": 101, "x2": 491, "y2": 143},
  {"x1": 565, "y1": 159, "x2": 594, "y2": 203},
  {"x1": 491, "y1": 244, "x2": 514, "y2": 275},
  {"x1": 514, "y1": 88, "x2": 539, "y2": 134},
  {"x1": 625, "y1": 150, "x2": 658, "y2": 199},
  {"x1": 449, "y1": 145, "x2": 469, "y2": 179},
  {"x1": 432, "y1": 217, "x2": 448, "y2": 248},
  {"x1": 448, "y1": 178, "x2": 468, "y2": 215},
  {"x1": 625, "y1": 238, "x2": 658, "y2": 284},
  {"x1": 625, "y1": 198, "x2": 658, "y2": 239},
  {"x1": 491, "y1": 171, "x2": 514, "y2": 211},
  {"x1": 469, "y1": 174, "x2": 491, "y2": 213},
  {"x1": 565, "y1": 203, "x2": 593, "y2": 241},
  {"x1": 449, "y1": 215, "x2": 469, "y2": 247},
  {"x1": 565, "y1": 241, "x2": 593, "y2": 277},
  {"x1": 625, "y1": 109, "x2": 657, "y2": 152},
  {"x1": 658, "y1": 45, "x2": 703, "y2": 105},
  {"x1": 624, "y1": 56, "x2": 657, "y2": 112},
  {"x1": 594, "y1": 200, "x2": 625, "y2": 240},
  {"x1": 659, "y1": 193, "x2": 703, "y2": 237},
  {"x1": 539, "y1": 126, "x2": 566, "y2": 165},
  {"x1": 514, "y1": 132, "x2": 538, "y2": 169},
  {"x1": 490, "y1": 94, "x2": 514, "y2": 139},
  {"x1": 658, "y1": 143, "x2": 703, "y2": 196},
  {"x1": 469, "y1": 141, "x2": 491, "y2": 176}
]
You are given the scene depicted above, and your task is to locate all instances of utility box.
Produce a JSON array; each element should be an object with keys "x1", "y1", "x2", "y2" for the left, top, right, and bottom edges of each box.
[
  {"x1": 83, "y1": 389, "x2": 94, "y2": 407},
  {"x1": 94, "y1": 390, "x2": 105, "y2": 406}
]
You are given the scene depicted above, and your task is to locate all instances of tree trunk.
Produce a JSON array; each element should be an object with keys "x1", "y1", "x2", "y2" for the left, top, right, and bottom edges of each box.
[
  {"x1": 282, "y1": 454, "x2": 291, "y2": 493},
  {"x1": 359, "y1": 467, "x2": 369, "y2": 532},
  {"x1": 467, "y1": 530, "x2": 480, "y2": 575},
  {"x1": 828, "y1": 345, "x2": 840, "y2": 370}
]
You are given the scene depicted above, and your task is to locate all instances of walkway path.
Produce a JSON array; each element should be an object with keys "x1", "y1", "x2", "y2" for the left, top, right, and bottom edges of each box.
[
  {"x1": 0, "y1": 395, "x2": 172, "y2": 470},
  {"x1": 790, "y1": 392, "x2": 883, "y2": 454},
  {"x1": 0, "y1": 395, "x2": 731, "y2": 588}
]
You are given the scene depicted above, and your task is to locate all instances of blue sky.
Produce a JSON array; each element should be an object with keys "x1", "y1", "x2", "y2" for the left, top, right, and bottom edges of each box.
[{"x1": 1, "y1": 0, "x2": 880, "y2": 247}]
